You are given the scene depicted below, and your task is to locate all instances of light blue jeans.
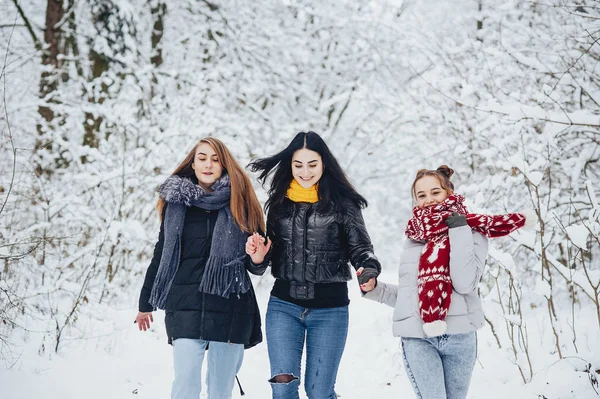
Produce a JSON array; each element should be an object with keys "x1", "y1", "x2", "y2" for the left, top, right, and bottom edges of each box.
[
  {"x1": 266, "y1": 296, "x2": 349, "y2": 399},
  {"x1": 401, "y1": 332, "x2": 477, "y2": 399},
  {"x1": 172, "y1": 338, "x2": 244, "y2": 399}
]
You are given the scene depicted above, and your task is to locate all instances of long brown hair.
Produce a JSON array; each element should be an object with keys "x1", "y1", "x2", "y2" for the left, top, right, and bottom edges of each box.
[
  {"x1": 411, "y1": 165, "x2": 455, "y2": 200},
  {"x1": 156, "y1": 137, "x2": 265, "y2": 233}
]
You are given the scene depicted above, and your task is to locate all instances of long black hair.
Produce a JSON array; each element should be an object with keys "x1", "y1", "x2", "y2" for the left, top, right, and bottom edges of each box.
[{"x1": 248, "y1": 131, "x2": 368, "y2": 211}]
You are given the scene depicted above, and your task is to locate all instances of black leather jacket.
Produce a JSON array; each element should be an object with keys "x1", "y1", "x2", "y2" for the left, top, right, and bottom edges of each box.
[{"x1": 266, "y1": 198, "x2": 380, "y2": 300}]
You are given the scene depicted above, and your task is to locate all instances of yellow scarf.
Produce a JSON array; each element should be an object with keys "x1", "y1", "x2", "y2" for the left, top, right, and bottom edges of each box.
[{"x1": 286, "y1": 179, "x2": 319, "y2": 203}]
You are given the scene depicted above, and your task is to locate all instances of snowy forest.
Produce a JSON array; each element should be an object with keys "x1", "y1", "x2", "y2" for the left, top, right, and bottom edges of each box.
[{"x1": 0, "y1": 0, "x2": 599, "y2": 398}]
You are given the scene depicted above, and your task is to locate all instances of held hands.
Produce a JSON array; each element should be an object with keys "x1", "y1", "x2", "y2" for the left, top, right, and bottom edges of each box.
[
  {"x1": 135, "y1": 311, "x2": 153, "y2": 331},
  {"x1": 356, "y1": 267, "x2": 377, "y2": 292},
  {"x1": 245, "y1": 232, "x2": 272, "y2": 265}
]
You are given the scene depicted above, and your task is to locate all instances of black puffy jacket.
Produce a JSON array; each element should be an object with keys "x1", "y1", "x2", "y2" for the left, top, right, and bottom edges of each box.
[
  {"x1": 139, "y1": 206, "x2": 265, "y2": 347},
  {"x1": 266, "y1": 198, "x2": 380, "y2": 300}
]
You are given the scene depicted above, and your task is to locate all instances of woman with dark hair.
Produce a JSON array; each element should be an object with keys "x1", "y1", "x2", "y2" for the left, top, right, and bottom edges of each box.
[
  {"x1": 246, "y1": 131, "x2": 381, "y2": 399},
  {"x1": 135, "y1": 137, "x2": 267, "y2": 399}
]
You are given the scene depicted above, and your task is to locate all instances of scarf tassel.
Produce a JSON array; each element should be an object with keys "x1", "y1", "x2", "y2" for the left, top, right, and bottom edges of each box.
[
  {"x1": 423, "y1": 320, "x2": 447, "y2": 337},
  {"x1": 198, "y1": 256, "x2": 250, "y2": 298}
]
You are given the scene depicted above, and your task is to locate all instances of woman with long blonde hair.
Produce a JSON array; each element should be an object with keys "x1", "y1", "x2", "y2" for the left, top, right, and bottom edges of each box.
[{"x1": 136, "y1": 137, "x2": 267, "y2": 399}]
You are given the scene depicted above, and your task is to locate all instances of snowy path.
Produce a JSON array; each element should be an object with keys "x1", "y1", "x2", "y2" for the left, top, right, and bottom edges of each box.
[{"x1": 1, "y1": 269, "x2": 596, "y2": 398}]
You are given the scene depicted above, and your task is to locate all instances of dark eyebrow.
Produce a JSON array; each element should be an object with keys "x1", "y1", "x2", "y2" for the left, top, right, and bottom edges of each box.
[
  {"x1": 293, "y1": 159, "x2": 318, "y2": 163},
  {"x1": 197, "y1": 152, "x2": 217, "y2": 157},
  {"x1": 416, "y1": 187, "x2": 442, "y2": 195}
]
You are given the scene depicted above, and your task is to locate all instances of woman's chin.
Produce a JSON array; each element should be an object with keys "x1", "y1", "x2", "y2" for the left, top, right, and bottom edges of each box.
[
  {"x1": 295, "y1": 178, "x2": 316, "y2": 188},
  {"x1": 198, "y1": 178, "x2": 217, "y2": 187}
]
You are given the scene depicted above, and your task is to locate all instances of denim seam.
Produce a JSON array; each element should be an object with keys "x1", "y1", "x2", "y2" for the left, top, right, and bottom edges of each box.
[
  {"x1": 474, "y1": 332, "x2": 478, "y2": 365},
  {"x1": 402, "y1": 341, "x2": 423, "y2": 399}
]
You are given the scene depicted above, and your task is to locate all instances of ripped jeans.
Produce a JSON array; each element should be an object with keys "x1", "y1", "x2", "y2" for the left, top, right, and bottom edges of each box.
[{"x1": 265, "y1": 296, "x2": 349, "y2": 399}]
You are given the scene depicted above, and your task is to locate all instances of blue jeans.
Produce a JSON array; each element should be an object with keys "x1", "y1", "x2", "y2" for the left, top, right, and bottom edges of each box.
[
  {"x1": 401, "y1": 332, "x2": 477, "y2": 399},
  {"x1": 172, "y1": 338, "x2": 244, "y2": 399},
  {"x1": 266, "y1": 296, "x2": 349, "y2": 399}
]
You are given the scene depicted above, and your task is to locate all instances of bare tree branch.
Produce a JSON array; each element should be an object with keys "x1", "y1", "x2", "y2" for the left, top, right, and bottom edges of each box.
[
  {"x1": 0, "y1": 9, "x2": 19, "y2": 217},
  {"x1": 9, "y1": 0, "x2": 42, "y2": 50}
]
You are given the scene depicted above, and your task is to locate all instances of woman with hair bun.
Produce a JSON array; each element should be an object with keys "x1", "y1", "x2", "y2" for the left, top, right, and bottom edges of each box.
[{"x1": 361, "y1": 165, "x2": 533, "y2": 399}]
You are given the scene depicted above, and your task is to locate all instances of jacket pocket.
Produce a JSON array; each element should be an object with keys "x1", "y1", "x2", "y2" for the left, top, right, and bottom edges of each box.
[
  {"x1": 393, "y1": 285, "x2": 418, "y2": 322},
  {"x1": 316, "y1": 246, "x2": 345, "y2": 281}
]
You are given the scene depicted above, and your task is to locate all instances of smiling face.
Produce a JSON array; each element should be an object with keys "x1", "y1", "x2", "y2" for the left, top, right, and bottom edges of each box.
[
  {"x1": 291, "y1": 148, "x2": 323, "y2": 188},
  {"x1": 414, "y1": 175, "x2": 453, "y2": 208},
  {"x1": 191, "y1": 142, "x2": 223, "y2": 191}
]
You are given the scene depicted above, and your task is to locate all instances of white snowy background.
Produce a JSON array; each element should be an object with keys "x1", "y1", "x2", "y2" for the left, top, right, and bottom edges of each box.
[{"x1": 0, "y1": 0, "x2": 599, "y2": 398}]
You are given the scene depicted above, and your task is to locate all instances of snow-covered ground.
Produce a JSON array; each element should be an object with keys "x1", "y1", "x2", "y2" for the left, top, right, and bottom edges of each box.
[{"x1": 2, "y1": 268, "x2": 599, "y2": 398}]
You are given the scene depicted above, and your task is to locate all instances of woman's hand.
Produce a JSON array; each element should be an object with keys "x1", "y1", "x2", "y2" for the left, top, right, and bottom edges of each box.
[
  {"x1": 357, "y1": 267, "x2": 377, "y2": 292},
  {"x1": 445, "y1": 212, "x2": 468, "y2": 228},
  {"x1": 135, "y1": 312, "x2": 154, "y2": 331},
  {"x1": 246, "y1": 232, "x2": 272, "y2": 265}
]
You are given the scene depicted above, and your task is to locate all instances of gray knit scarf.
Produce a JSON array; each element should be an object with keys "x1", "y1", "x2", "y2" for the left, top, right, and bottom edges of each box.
[{"x1": 148, "y1": 174, "x2": 250, "y2": 309}]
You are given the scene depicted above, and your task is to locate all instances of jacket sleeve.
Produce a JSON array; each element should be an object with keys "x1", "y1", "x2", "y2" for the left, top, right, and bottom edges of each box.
[
  {"x1": 448, "y1": 227, "x2": 489, "y2": 294},
  {"x1": 343, "y1": 201, "x2": 381, "y2": 273},
  {"x1": 362, "y1": 240, "x2": 412, "y2": 307},
  {"x1": 246, "y1": 256, "x2": 269, "y2": 275},
  {"x1": 138, "y1": 215, "x2": 165, "y2": 312},
  {"x1": 362, "y1": 280, "x2": 398, "y2": 308}
]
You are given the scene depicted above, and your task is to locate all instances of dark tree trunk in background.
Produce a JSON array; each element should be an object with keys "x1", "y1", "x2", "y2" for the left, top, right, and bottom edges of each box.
[
  {"x1": 150, "y1": 1, "x2": 166, "y2": 69},
  {"x1": 82, "y1": 0, "x2": 137, "y2": 161},
  {"x1": 35, "y1": 0, "x2": 66, "y2": 175},
  {"x1": 149, "y1": 1, "x2": 166, "y2": 99},
  {"x1": 82, "y1": 1, "x2": 111, "y2": 158},
  {"x1": 477, "y1": 0, "x2": 483, "y2": 31}
]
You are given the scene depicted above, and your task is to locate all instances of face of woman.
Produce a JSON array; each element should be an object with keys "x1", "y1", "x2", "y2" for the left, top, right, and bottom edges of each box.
[
  {"x1": 291, "y1": 148, "x2": 323, "y2": 188},
  {"x1": 192, "y1": 142, "x2": 223, "y2": 192},
  {"x1": 414, "y1": 175, "x2": 452, "y2": 208}
]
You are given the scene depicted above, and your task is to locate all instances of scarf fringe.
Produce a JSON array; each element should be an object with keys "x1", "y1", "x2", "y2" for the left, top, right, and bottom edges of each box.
[{"x1": 198, "y1": 256, "x2": 251, "y2": 298}]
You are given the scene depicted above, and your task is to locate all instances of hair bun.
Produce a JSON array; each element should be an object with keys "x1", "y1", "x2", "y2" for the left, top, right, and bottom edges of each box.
[{"x1": 436, "y1": 165, "x2": 454, "y2": 178}]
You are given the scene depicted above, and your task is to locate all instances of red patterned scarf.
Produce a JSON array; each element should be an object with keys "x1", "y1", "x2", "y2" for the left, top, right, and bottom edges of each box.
[{"x1": 405, "y1": 194, "x2": 528, "y2": 337}]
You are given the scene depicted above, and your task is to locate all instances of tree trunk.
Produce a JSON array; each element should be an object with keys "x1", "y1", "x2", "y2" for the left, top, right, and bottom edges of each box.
[
  {"x1": 150, "y1": 1, "x2": 166, "y2": 69},
  {"x1": 150, "y1": 1, "x2": 166, "y2": 99},
  {"x1": 35, "y1": 0, "x2": 66, "y2": 176}
]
